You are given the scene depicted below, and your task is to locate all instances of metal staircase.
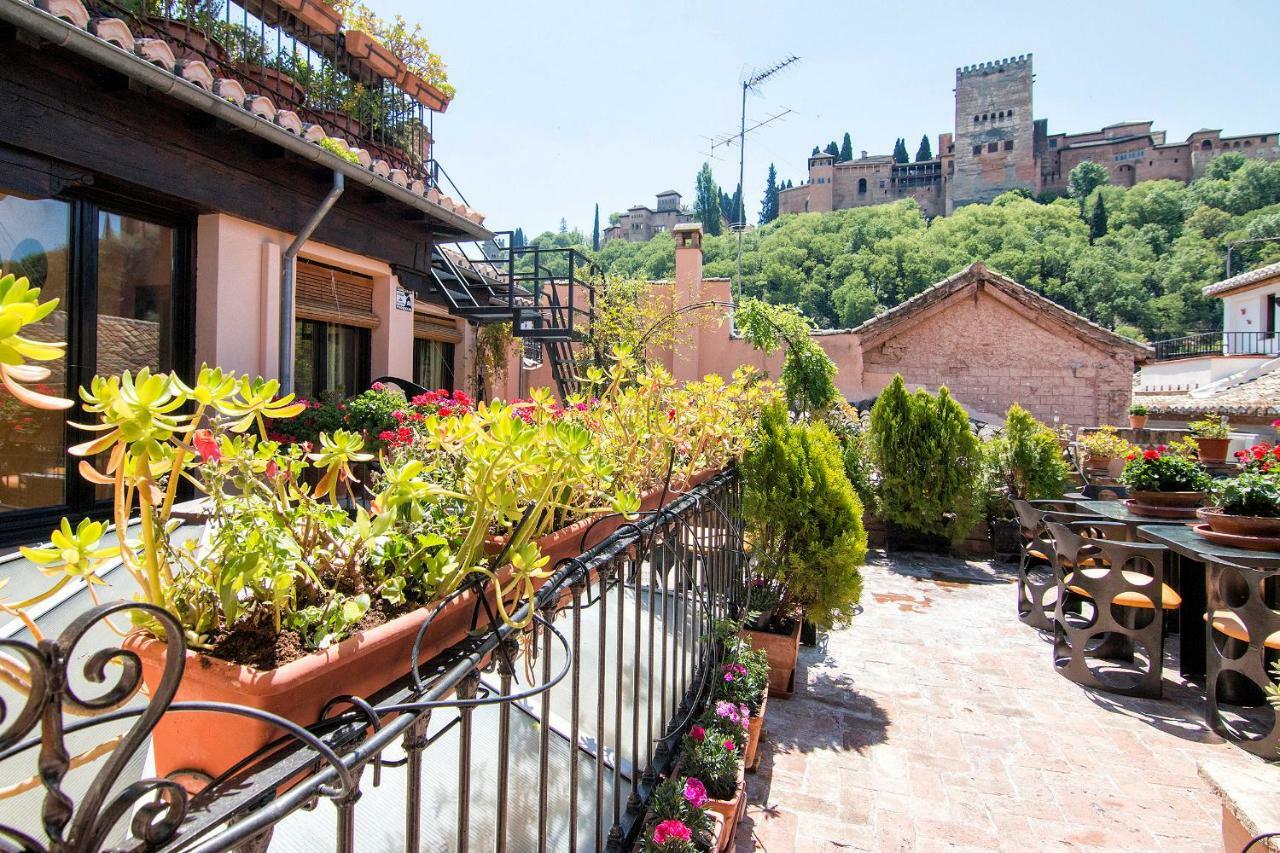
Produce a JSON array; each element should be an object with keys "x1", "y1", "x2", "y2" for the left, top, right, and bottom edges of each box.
[{"x1": 396, "y1": 234, "x2": 599, "y2": 399}]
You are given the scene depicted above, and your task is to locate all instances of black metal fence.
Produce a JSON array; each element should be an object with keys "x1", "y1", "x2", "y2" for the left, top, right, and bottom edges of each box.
[
  {"x1": 1151, "y1": 330, "x2": 1278, "y2": 361},
  {"x1": 0, "y1": 471, "x2": 745, "y2": 851}
]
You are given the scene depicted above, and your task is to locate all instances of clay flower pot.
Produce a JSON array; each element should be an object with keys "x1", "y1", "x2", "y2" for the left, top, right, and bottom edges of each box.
[
  {"x1": 274, "y1": 0, "x2": 343, "y2": 35},
  {"x1": 311, "y1": 109, "x2": 369, "y2": 143},
  {"x1": 397, "y1": 67, "x2": 452, "y2": 113},
  {"x1": 704, "y1": 761, "x2": 746, "y2": 849},
  {"x1": 1126, "y1": 490, "x2": 1205, "y2": 518},
  {"x1": 127, "y1": 567, "x2": 512, "y2": 782},
  {"x1": 1195, "y1": 437, "x2": 1232, "y2": 464},
  {"x1": 1196, "y1": 507, "x2": 1280, "y2": 537},
  {"x1": 745, "y1": 691, "x2": 768, "y2": 772},
  {"x1": 1129, "y1": 415, "x2": 1148, "y2": 429},
  {"x1": 343, "y1": 29, "x2": 403, "y2": 80},
  {"x1": 740, "y1": 618, "x2": 800, "y2": 698},
  {"x1": 240, "y1": 64, "x2": 307, "y2": 107},
  {"x1": 1085, "y1": 454, "x2": 1113, "y2": 473},
  {"x1": 150, "y1": 17, "x2": 227, "y2": 65}
]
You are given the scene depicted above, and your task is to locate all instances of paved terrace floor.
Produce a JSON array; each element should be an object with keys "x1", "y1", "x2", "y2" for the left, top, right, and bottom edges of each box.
[{"x1": 740, "y1": 550, "x2": 1267, "y2": 852}]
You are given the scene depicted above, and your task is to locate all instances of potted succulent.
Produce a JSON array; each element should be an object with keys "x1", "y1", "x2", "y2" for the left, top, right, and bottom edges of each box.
[
  {"x1": 1119, "y1": 446, "x2": 1211, "y2": 517},
  {"x1": 1189, "y1": 414, "x2": 1232, "y2": 464},
  {"x1": 982, "y1": 404, "x2": 1070, "y2": 558},
  {"x1": 640, "y1": 776, "x2": 718, "y2": 852},
  {"x1": 1078, "y1": 425, "x2": 1135, "y2": 474},
  {"x1": 1129, "y1": 403, "x2": 1149, "y2": 430}
]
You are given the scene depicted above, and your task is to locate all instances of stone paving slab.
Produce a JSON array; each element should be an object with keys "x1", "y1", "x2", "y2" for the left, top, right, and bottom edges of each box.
[{"x1": 736, "y1": 550, "x2": 1268, "y2": 852}]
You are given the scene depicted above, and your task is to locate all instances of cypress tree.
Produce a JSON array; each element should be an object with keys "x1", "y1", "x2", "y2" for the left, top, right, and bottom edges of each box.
[
  {"x1": 731, "y1": 182, "x2": 743, "y2": 226},
  {"x1": 892, "y1": 138, "x2": 909, "y2": 164},
  {"x1": 839, "y1": 132, "x2": 853, "y2": 162},
  {"x1": 811, "y1": 145, "x2": 820, "y2": 156},
  {"x1": 825, "y1": 141, "x2": 840, "y2": 158},
  {"x1": 694, "y1": 162, "x2": 722, "y2": 236},
  {"x1": 760, "y1": 163, "x2": 779, "y2": 224},
  {"x1": 1089, "y1": 194, "x2": 1109, "y2": 242},
  {"x1": 915, "y1": 134, "x2": 933, "y2": 162},
  {"x1": 591, "y1": 204, "x2": 600, "y2": 251},
  {"x1": 512, "y1": 227, "x2": 525, "y2": 249}
]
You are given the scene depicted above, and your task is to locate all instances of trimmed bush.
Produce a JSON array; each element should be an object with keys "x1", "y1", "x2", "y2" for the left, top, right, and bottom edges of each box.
[
  {"x1": 741, "y1": 402, "x2": 867, "y2": 629},
  {"x1": 868, "y1": 375, "x2": 983, "y2": 545},
  {"x1": 983, "y1": 404, "x2": 1070, "y2": 518}
]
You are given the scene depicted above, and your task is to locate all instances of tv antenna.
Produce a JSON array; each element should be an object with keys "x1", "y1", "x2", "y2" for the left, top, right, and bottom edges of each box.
[{"x1": 729, "y1": 55, "x2": 799, "y2": 304}]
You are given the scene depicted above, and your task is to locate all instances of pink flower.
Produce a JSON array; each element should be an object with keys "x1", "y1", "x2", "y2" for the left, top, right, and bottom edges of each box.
[
  {"x1": 1272, "y1": 419, "x2": 1280, "y2": 428},
  {"x1": 371, "y1": 382, "x2": 385, "y2": 391},
  {"x1": 723, "y1": 739, "x2": 736, "y2": 751},
  {"x1": 652, "y1": 820, "x2": 692, "y2": 845},
  {"x1": 392, "y1": 410, "x2": 407, "y2": 422},
  {"x1": 265, "y1": 460, "x2": 279, "y2": 480},
  {"x1": 379, "y1": 430, "x2": 395, "y2": 442},
  {"x1": 689, "y1": 725, "x2": 705, "y2": 742},
  {"x1": 192, "y1": 429, "x2": 220, "y2": 463},
  {"x1": 683, "y1": 777, "x2": 707, "y2": 808}
]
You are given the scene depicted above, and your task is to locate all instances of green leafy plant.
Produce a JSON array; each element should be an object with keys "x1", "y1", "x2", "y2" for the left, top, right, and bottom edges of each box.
[
  {"x1": 1210, "y1": 471, "x2": 1280, "y2": 517},
  {"x1": 318, "y1": 136, "x2": 360, "y2": 164},
  {"x1": 983, "y1": 404, "x2": 1070, "y2": 519},
  {"x1": 679, "y1": 725, "x2": 740, "y2": 801},
  {"x1": 868, "y1": 375, "x2": 983, "y2": 544},
  {"x1": 335, "y1": 0, "x2": 454, "y2": 97},
  {"x1": 1189, "y1": 414, "x2": 1230, "y2": 439},
  {"x1": 736, "y1": 298, "x2": 838, "y2": 416},
  {"x1": 1120, "y1": 448, "x2": 1211, "y2": 493},
  {"x1": 0, "y1": 272, "x2": 71, "y2": 410},
  {"x1": 1078, "y1": 425, "x2": 1136, "y2": 461},
  {"x1": 741, "y1": 402, "x2": 866, "y2": 628},
  {"x1": 641, "y1": 777, "x2": 714, "y2": 852},
  {"x1": 1129, "y1": 403, "x2": 1148, "y2": 416}
]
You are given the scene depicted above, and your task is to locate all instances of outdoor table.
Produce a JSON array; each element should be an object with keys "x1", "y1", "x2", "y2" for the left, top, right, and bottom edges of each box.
[
  {"x1": 1076, "y1": 500, "x2": 1193, "y2": 541},
  {"x1": 1136, "y1": 523, "x2": 1280, "y2": 681}
]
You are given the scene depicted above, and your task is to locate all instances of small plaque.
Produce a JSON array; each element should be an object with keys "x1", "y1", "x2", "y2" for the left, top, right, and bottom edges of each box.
[{"x1": 395, "y1": 286, "x2": 414, "y2": 311}]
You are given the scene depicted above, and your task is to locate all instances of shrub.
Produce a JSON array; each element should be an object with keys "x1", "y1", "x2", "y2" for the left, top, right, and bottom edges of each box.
[
  {"x1": 1211, "y1": 471, "x2": 1280, "y2": 517},
  {"x1": 1129, "y1": 403, "x2": 1148, "y2": 416},
  {"x1": 1189, "y1": 413, "x2": 1230, "y2": 439},
  {"x1": 741, "y1": 402, "x2": 867, "y2": 629},
  {"x1": 983, "y1": 404, "x2": 1070, "y2": 518},
  {"x1": 1078, "y1": 425, "x2": 1135, "y2": 461},
  {"x1": 868, "y1": 375, "x2": 983, "y2": 544},
  {"x1": 1120, "y1": 448, "x2": 1211, "y2": 492}
]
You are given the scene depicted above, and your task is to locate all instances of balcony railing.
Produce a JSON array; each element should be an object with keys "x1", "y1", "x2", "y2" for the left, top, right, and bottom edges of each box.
[
  {"x1": 1151, "y1": 330, "x2": 1279, "y2": 361},
  {"x1": 0, "y1": 470, "x2": 745, "y2": 851},
  {"x1": 85, "y1": 0, "x2": 443, "y2": 189}
]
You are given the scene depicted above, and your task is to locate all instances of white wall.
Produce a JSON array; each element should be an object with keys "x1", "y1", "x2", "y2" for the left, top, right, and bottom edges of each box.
[{"x1": 1222, "y1": 281, "x2": 1280, "y2": 353}]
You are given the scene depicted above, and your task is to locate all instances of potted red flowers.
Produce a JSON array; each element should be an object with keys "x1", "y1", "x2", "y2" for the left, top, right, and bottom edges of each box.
[
  {"x1": 1119, "y1": 446, "x2": 1211, "y2": 517},
  {"x1": 1196, "y1": 444, "x2": 1280, "y2": 548},
  {"x1": 640, "y1": 776, "x2": 719, "y2": 852}
]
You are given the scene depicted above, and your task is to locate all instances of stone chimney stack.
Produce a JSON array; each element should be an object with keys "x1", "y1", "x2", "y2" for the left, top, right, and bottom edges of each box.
[
  {"x1": 670, "y1": 222, "x2": 704, "y2": 382},
  {"x1": 860, "y1": 149, "x2": 867, "y2": 159}
]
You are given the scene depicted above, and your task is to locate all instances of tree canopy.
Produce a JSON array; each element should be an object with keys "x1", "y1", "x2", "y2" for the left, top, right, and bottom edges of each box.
[
  {"x1": 760, "y1": 163, "x2": 780, "y2": 225},
  {"x1": 915, "y1": 134, "x2": 933, "y2": 162},
  {"x1": 694, "y1": 162, "x2": 722, "y2": 236},
  {"x1": 892, "y1": 138, "x2": 909, "y2": 164},
  {"x1": 839, "y1": 132, "x2": 854, "y2": 162}
]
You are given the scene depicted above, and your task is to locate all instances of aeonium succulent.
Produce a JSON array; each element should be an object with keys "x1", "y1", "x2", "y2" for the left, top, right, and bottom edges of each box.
[{"x1": 0, "y1": 271, "x2": 72, "y2": 410}]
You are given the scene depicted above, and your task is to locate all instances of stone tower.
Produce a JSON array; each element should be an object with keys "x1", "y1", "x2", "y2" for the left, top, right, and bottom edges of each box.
[{"x1": 949, "y1": 55, "x2": 1037, "y2": 212}]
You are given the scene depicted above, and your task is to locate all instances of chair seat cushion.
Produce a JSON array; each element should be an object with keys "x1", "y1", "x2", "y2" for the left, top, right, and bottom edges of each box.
[
  {"x1": 1067, "y1": 571, "x2": 1181, "y2": 609},
  {"x1": 1206, "y1": 610, "x2": 1280, "y2": 649}
]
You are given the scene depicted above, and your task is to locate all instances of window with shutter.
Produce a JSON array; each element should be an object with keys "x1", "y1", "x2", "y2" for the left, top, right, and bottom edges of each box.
[{"x1": 295, "y1": 259, "x2": 379, "y2": 328}]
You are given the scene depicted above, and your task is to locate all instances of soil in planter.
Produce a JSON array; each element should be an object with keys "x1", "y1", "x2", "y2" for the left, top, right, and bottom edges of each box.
[{"x1": 203, "y1": 597, "x2": 416, "y2": 669}]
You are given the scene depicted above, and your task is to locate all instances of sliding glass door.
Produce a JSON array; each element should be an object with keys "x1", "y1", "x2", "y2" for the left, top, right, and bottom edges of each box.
[{"x1": 0, "y1": 189, "x2": 191, "y2": 542}]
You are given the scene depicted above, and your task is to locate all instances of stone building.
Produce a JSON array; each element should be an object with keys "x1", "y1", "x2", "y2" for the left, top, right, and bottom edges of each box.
[
  {"x1": 779, "y1": 53, "x2": 1278, "y2": 218},
  {"x1": 600, "y1": 190, "x2": 694, "y2": 243}
]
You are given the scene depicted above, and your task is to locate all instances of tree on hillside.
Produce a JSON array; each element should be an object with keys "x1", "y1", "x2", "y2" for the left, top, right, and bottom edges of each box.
[
  {"x1": 1068, "y1": 161, "x2": 1110, "y2": 216},
  {"x1": 731, "y1": 182, "x2": 743, "y2": 226},
  {"x1": 760, "y1": 163, "x2": 780, "y2": 224},
  {"x1": 785, "y1": 179, "x2": 793, "y2": 189},
  {"x1": 512, "y1": 227, "x2": 526, "y2": 249},
  {"x1": 811, "y1": 145, "x2": 820, "y2": 156},
  {"x1": 592, "y1": 204, "x2": 600, "y2": 251},
  {"x1": 839, "y1": 133, "x2": 853, "y2": 162},
  {"x1": 558, "y1": 217, "x2": 568, "y2": 234},
  {"x1": 1088, "y1": 194, "x2": 1108, "y2": 243},
  {"x1": 892, "y1": 138, "x2": 909, "y2": 164},
  {"x1": 608, "y1": 211, "x2": 622, "y2": 226},
  {"x1": 719, "y1": 188, "x2": 734, "y2": 224},
  {"x1": 694, "y1": 162, "x2": 722, "y2": 236},
  {"x1": 825, "y1": 141, "x2": 840, "y2": 158},
  {"x1": 915, "y1": 134, "x2": 933, "y2": 162}
]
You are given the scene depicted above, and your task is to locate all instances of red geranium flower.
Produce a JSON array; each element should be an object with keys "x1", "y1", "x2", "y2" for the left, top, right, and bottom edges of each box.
[
  {"x1": 689, "y1": 725, "x2": 705, "y2": 742},
  {"x1": 1142, "y1": 449, "x2": 1159, "y2": 461},
  {"x1": 192, "y1": 429, "x2": 221, "y2": 463},
  {"x1": 652, "y1": 820, "x2": 691, "y2": 845}
]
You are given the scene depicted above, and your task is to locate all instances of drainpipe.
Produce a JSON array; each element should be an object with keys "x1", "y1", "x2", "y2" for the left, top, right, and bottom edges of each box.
[{"x1": 279, "y1": 171, "x2": 344, "y2": 392}]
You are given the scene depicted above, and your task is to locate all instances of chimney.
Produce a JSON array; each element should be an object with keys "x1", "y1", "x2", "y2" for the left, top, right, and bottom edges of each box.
[
  {"x1": 860, "y1": 149, "x2": 867, "y2": 159},
  {"x1": 670, "y1": 222, "x2": 704, "y2": 383}
]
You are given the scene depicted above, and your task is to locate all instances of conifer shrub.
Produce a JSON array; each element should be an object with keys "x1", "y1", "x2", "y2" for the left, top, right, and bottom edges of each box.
[
  {"x1": 741, "y1": 402, "x2": 867, "y2": 629},
  {"x1": 983, "y1": 403, "x2": 1070, "y2": 518},
  {"x1": 868, "y1": 375, "x2": 983, "y2": 545}
]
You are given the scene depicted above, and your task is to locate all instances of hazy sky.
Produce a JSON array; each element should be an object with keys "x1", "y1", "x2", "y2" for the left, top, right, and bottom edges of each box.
[{"x1": 384, "y1": 0, "x2": 1280, "y2": 239}]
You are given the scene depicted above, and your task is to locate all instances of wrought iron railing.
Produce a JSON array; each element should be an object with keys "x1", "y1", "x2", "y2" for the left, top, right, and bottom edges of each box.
[
  {"x1": 84, "y1": 0, "x2": 443, "y2": 188},
  {"x1": 1151, "y1": 330, "x2": 1278, "y2": 361},
  {"x1": 0, "y1": 470, "x2": 745, "y2": 851}
]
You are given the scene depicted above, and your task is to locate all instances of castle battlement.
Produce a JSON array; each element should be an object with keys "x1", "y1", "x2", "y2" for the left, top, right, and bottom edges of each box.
[{"x1": 956, "y1": 54, "x2": 1032, "y2": 78}]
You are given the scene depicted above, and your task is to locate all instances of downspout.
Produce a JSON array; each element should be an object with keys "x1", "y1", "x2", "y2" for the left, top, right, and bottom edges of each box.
[{"x1": 279, "y1": 171, "x2": 344, "y2": 392}]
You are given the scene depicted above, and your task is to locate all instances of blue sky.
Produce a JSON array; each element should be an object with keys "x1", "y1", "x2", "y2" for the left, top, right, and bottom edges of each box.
[{"x1": 384, "y1": 0, "x2": 1280, "y2": 239}]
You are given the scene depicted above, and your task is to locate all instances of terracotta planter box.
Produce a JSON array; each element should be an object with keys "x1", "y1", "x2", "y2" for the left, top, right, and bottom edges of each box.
[
  {"x1": 745, "y1": 691, "x2": 767, "y2": 772},
  {"x1": 1195, "y1": 437, "x2": 1232, "y2": 464},
  {"x1": 128, "y1": 565, "x2": 511, "y2": 782},
  {"x1": 150, "y1": 17, "x2": 227, "y2": 65},
  {"x1": 397, "y1": 68, "x2": 452, "y2": 113},
  {"x1": 704, "y1": 762, "x2": 746, "y2": 851},
  {"x1": 240, "y1": 64, "x2": 307, "y2": 107},
  {"x1": 1085, "y1": 454, "x2": 1113, "y2": 473},
  {"x1": 740, "y1": 619, "x2": 800, "y2": 699},
  {"x1": 310, "y1": 109, "x2": 368, "y2": 143},
  {"x1": 274, "y1": 0, "x2": 343, "y2": 35},
  {"x1": 343, "y1": 29, "x2": 402, "y2": 80}
]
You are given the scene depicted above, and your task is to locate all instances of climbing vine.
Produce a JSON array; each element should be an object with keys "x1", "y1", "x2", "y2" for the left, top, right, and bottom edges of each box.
[{"x1": 736, "y1": 299, "x2": 838, "y2": 416}]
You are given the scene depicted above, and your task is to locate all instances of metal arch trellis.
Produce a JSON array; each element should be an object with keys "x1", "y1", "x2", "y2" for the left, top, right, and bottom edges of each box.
[{"x1": 0, "y1": 470, "x2": 748, "y2": 852}]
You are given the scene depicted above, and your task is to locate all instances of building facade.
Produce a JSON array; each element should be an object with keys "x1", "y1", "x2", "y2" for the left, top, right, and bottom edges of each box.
[
  {"x1": 601, "y1": 190, "x2": 694, "y2": 243},
  {"x1": 779, "y1": 54, "x2": 1279, "y2": 218}
]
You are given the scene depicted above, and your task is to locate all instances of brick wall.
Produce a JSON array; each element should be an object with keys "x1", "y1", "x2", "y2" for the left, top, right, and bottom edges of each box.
[{"x1": 860, "y1": 287, "x2": 1134, "y2": 427}]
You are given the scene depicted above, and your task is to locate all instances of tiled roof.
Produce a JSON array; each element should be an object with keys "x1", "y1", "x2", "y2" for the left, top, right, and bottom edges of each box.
[
  {"x1": 851, "y1": 262, "x2": 1153, "y2": 359},
  {"x1": 1202, "y1": 260, "x2": 1280, "y2": 298},
  {"x1": 1139, "y1": 368, "x2": 1280, "y2": 417}
]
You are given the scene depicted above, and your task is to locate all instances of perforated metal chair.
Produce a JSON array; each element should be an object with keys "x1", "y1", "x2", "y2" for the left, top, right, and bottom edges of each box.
[
  {"x1": 1048, "y1": 521, "x2": 1175, "y2": 699},
  {"x1": 1013, "y1": 500, "x2": 1100, "y2": 631},
  {"x1": 1205, "y1": 556, "x2": 1280, "y2": 757}
]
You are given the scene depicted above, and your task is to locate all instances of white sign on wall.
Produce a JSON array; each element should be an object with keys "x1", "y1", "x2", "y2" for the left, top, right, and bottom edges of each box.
[{"x1": 395, "y1": 286, "x2": 414, "y2": 311}]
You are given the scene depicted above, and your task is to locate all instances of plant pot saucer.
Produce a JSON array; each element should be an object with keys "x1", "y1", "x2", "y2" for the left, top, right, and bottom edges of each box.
[
  {"x1": 1193, "y1": 524, "x2": 1280, "y2": 552},
  {"x1": 1125, "y1": 499, "x2": 1200, "y2": 519},
  {"x1": 1196, "y1": 507, "x2": 1280, "y2": 537}
]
